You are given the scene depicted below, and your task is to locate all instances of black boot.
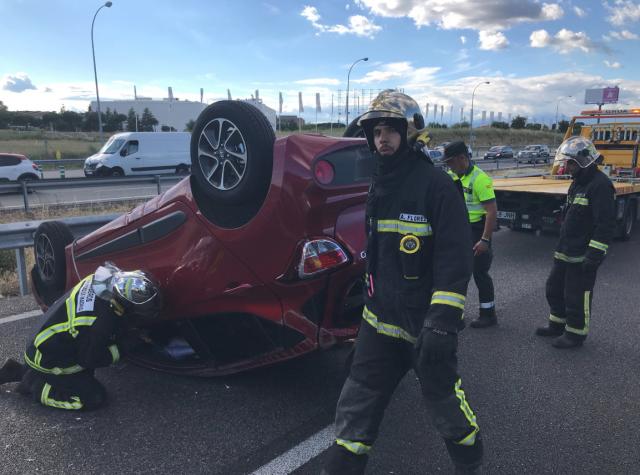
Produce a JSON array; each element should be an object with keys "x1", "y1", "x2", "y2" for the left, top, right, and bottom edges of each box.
[
  {"x1": 535, "y1": 322, "x2": 564, "y2": 337},
  {"x1": 0, "y1": 359, "x2": 27, "y2": 385},
  {"x1": 445, "y1": 433, "x2": 483, "y2": 473},
  {"x1": 552, "y1": 333, "x2": 584, "y2": 349},
  {"x1": 470, "y1": 307, "x2": 497, "y2": 329},
  {"x1": 321, "y1": 443, "x2": 368, "y2": 475}
]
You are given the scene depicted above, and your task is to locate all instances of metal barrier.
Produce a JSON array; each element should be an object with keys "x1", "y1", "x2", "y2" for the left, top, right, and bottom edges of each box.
[
  {"x1": 0, "y1": 214, "x2": 120, "y2": 296},
  {"x1": 0, "y1": 175, "x2": 182, "y2": 212}
]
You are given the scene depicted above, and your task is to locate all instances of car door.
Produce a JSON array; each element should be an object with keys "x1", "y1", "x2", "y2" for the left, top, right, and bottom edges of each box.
[
  {"x1": 0, "y1": 154, "x2": 21, "y2": 181},
  {"x1": 121, "y1": 140, "x2": 140, "y2": 174}
]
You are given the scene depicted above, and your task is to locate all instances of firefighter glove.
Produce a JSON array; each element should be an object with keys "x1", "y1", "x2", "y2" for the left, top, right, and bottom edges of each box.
[{"x1": 415, "y1": 327, "x2": 457, "y2": 365}]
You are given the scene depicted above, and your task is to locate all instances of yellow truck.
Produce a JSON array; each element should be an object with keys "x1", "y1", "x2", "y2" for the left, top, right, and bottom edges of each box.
[{"x1": 494, "y1": 108, "x2": 640, "y2": 240}]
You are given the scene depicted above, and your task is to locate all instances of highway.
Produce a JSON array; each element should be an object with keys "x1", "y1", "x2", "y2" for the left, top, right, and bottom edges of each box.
[{"x1": 1, "y1": 228, "x2": 639, "y2": 474}]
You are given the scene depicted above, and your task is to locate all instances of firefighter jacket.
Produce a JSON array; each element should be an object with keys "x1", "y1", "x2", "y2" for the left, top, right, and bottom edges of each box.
[
  {"x1": 24, "y1": 276, "x2": 122, "y2": 376},
  {"x1": 556, "y1": 165, "x2": 615, "y2": 264},
  {"x1": 363, "y1": 149, "x2": 473, "y2": 340}
]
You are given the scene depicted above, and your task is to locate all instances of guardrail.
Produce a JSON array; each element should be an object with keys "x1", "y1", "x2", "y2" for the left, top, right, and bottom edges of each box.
[
  {"x1": 0, "y1": 175, "x2": 183, "y2": 212},
  {"x1": 0, "y1": 214, "x2": 120, "y2": 296}
]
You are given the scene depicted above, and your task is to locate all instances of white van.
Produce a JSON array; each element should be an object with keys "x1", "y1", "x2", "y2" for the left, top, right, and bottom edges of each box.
[{"x1": 84, "y1": 132, "x2": 191, "y2": 177}]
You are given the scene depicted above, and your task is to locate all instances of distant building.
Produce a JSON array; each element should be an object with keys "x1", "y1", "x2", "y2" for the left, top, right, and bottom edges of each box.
[
  {"x1": 91, "y1": 97, "x2": 277, "y2": 132},
  {"x1": 278, "y1": 115, "x2": 304, "y2": 129}
]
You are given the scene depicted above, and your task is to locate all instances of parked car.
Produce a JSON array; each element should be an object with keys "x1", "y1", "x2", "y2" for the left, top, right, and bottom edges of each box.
[
  {"x1": 84, "y1": 132, "x2": 191, "y2": 177},
  {"x1": 32, "y1": 101, "x2": 370, "y2": 377},
  {"x1": 0, "y1": 153, "x2": 40, "y2": 182},
  {"x1": 483, "y1": 146, "x2": 513, "y2": 160},
  {"x1": 516, "y1": 144, "x2": 550, "y2": 163},
  {"x1": 428, "y1": 148, "x2": 444, "y2": 162}
]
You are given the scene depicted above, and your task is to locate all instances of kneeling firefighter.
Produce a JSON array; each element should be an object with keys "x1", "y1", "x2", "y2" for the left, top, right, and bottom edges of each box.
[
  {"x1": 323, "y1": 90, "x2": 483, "y2": 474},
  {"x1": 0, "y1": 263, "x2": 161, "y2": 410}
]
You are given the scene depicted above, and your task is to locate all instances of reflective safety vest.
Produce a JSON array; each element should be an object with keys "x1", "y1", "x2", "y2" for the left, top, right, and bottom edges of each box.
[
  {"x1": 24, "y1": 276, "x2": 120, "y2": 376},
  {"x1": 449, "y1": 165, "x2": 493, "y2": 224}
]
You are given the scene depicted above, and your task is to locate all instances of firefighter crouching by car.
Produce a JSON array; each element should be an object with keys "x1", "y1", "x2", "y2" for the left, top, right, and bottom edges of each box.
[
  {"x1": 0, "y1": 263, "x2": 161, "y2": 410},
  {"x1": 443, "y1": 141, "x2": 498, "y2": 328},
  {"x1": 323, "y1": 90, "x2": 483, "y2": 475},
  {"x1": 536, "y1": 137, "x2": 615, "y2": 349}
]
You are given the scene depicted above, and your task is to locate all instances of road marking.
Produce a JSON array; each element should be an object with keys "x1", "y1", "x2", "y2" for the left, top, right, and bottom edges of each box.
[
  {"x1": 251, "y1": 424, "x2": 335, "y2": 475},
  {"x1": 0, "y1": 310, "x2": 42, "y2": 325}
]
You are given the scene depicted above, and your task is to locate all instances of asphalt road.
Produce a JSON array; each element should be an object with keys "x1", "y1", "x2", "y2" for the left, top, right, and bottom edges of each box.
[{"x1": 1, "y1": 227, "x2": 640, "y2": 474}]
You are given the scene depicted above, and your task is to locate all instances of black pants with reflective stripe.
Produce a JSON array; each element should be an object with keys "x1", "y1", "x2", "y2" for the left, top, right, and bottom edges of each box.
[
  {"x1": 19, "y1": 369, "x2": 107, "y2": 411},
  {"x1": 471, "y1": 226, "x2": 494, "y2": 306},
  {"x1": 334, "y1": 321, "x2": 479, "y2": 463},
  {"x1": 545, "y1": 259, "x2": 597, "y2": 339}
]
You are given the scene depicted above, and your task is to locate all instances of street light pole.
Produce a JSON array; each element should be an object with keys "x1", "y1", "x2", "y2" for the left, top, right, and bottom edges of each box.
[
  {"x1": 469, "y1": 81, "x2": 490, "y2": 154},
  {"x1": 554, "y1": 95, "x2": 573, "y2": 148},
  {"x1": 345, "y1": 57, "x2": 368, "y2": 127},
  {"x1": 91, "y1": 1, "x2": 113, "y2": 141}
]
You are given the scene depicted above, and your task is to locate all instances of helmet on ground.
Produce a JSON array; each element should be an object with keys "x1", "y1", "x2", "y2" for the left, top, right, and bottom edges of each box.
[
  {"x1": 554, "y1": 136, "x2": 600, "y2": 169},
  {"x1": 357, "y1": 90, "x2": 425, "y2": 151},
  {"x1": 92, "y1": 263, "x2": 162, "y2": 320}
]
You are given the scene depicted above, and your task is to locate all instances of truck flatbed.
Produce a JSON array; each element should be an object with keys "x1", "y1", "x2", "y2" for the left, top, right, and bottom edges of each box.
[{"x1": 494, "y1": 176, "x2": 640, "y2": 196}]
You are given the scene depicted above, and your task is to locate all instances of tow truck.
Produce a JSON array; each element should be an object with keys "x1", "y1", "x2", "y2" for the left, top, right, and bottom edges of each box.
[{"x1": 494, "y1": 107, "x2": 640, "y2": 240}]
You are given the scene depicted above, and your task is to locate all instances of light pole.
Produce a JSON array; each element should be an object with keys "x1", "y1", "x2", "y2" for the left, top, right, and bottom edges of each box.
[
  {"x1": 554, "y1": 95, "x2": 573, "y2": 148},
  {"x1": 469, "y1": 81, "x2": 490, "y2": 154},
  {"x1": 91, "y1": 1, "x2": 112, "y2": 141},
  {"x1": 345, "y1": 57, "x2": 368, "y2": 127}
]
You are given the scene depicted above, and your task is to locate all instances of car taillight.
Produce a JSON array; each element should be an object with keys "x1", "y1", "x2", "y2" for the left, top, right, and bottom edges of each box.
[
  {"x1": 313, "y1": 160, "x2": 335, "y2": 185},
  {"x1": 299, "y1": 239, "x2": 348, "y2": 279}
]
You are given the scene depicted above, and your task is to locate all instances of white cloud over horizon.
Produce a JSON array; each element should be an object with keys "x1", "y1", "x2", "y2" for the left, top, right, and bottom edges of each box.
[
  {"x1": 530, "y1": 28, "x2": 607, "y2": 54},
  {"x1": 478, "y1": 30, "x2": 509, "y2": 50},
  {"x1": 301, "y1": 5, "x2": 382, "y2": 38}
]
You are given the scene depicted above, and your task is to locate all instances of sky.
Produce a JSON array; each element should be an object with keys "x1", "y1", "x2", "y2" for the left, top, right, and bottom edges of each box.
[{"x1": 1, "y1": 0, "x2": 639, "y2": 124}]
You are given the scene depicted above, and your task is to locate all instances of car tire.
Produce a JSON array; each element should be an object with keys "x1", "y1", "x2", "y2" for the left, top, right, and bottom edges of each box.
[
  {"x1": 18, "y1": 173, "x2": 39, "y2": 182},
  {"x1": 343, "y1": 117, "x2": 364, "y2": 138},
  {"x1": 111, "y1": 168, "x2": 124, "y2": 177},
  {"x1": 33, "y1": 221, "x2": 74, "y2": 300},
  {"x1": 617, "y1": 201, "x2": 635, "y2": 241},
  {"x1": 191, "y1": 100, "x2": 275, "y2": 205}
]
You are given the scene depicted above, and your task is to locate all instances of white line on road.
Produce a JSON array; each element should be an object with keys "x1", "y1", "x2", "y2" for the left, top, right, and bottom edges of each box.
[
  {"x1": 0, "y1": 310, "x2": 42, "y2": 325},
  {"x1": 251, "y1": 424, "x2": 335, "y2": 475}
]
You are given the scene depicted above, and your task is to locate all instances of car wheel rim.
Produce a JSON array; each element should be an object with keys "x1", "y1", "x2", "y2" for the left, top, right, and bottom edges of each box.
[
  {"x1": 35, "y1": 234, "x2": 55, "y2": 280},
  {"x1": 197, "y1": 118, "x2": 247, "y2": 191}
]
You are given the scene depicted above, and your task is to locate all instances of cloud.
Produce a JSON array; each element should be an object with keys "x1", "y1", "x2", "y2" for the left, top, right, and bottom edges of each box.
[
  {"x1": 529, "y1": 28, "x2": 606, "y2": 53},
  {"x1": 348, "y1": 61, "x2": 440, "y2": 89},
  {"x1": 573, "y1": 6, "x2": 587, "y2": 17},
  {"x1": 354, "y1": 0, "x2": 563, "y2": 31},
  {"x1": 460, "y1": 35, "x2": 467, "y2": 44},
  {"x1": 610, "y1": 30, "x2": 639, "y2": 40},
  {"x1": 295, "y1": 78, "x2": 341, "y2": 86},
  {"x1": 300, "y1": 5, "x2": 381, "y2": 38},
  {"x1": 2, "y1": 73, "x2": 37, "y2": 92},
  {"x1": 604, "y1": 0, "x2": 640, "y2": 26},
  {"x1": 604, "y1": 60, "x2": 622, "y2": 69},
  {"x1": 478, "y1": 30, "x2": 509, "y2": 50}
]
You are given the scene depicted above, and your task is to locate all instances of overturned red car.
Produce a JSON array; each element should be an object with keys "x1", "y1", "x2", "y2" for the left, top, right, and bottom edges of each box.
[{"x1": 31, "y1": 101, "x2": 371, "y2": 376}]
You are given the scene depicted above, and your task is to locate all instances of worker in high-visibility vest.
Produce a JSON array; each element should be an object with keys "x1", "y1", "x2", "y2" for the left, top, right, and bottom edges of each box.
[
  {"x1": 443, "y1": 141, "x2": 498, "y2": 328},
  {"x1": 0, "y1": 264, "x2": 161, "y2": 410}
]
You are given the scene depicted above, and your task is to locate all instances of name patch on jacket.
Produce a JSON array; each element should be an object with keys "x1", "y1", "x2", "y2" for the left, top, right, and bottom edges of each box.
[
  {"x1": 399, "y1": 213, "x2": 428, "y2": 223},
  {"x1": 76, "y1": 279, "x2": 96, "y2": 313}
]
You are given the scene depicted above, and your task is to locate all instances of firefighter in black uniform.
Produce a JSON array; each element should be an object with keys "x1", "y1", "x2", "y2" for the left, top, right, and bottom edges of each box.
[
  {"x1": 0, "y1": 263, "x2": 161, "y2": 410},
  {"x1": 535, "y1": 136, "x2": 615, "y2": 349},
  {"x1": 323, "y1": 91, "x2": 483, "y2": 474}
]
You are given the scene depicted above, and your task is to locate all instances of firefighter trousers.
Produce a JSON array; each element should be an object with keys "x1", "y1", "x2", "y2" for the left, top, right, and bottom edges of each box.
[
  {"x1": 471, "y1": 226, "x2": 494, "y2": 309},
  {"x1": 18, "y1": 368, "x2": 107, "y2": 411},
  {"x1": 545, "y1": 259, "x2": 597, "y2": 340},
  {"x1": 334, "y1": 321, "x2": 480, "y2": 464}
]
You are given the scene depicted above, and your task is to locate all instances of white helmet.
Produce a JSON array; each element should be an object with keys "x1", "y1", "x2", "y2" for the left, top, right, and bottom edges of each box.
[{"x1": 554, "y1": 136, "x2": 600, "y2": 169}]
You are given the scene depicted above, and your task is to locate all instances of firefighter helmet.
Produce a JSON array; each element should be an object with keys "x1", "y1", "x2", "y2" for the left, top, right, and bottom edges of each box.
[
  {"x1": 357, "y1": 90, "x2": 425, "y2": 151},
  {"x1": 92, "y1": 263, "x2": 162, "y2": 320},
  {"x1": 554, "y1": 136, "x2": 600, "y2": 169}
]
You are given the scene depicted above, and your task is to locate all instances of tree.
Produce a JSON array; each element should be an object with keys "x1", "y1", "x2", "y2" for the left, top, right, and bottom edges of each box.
[
  {"x1": 140, "y1": 108, "x2": 158, "y2": 131},
  {"x1": 525, "y1": 123, "x2": 542, "y2": 131},
  {"x1": 0, "y1": 101, "x2": 9, "y2": 129},
  {"x1": 511, "y1": 115, "x2": 527, "y2": 129},
  {"x1": 491, "y1": 121, "x2": 509, "y2": 129},
  {"x1": 126, "y1": 108, "x2": 138, "y2": 132},
  {"x1": 451, "y1": 121, "x2": 470, "y2": 129},
  {"x1": 185, "y1": 119, "x2": 195, "y2": 132},
  {"x1": 557, "y1": 120, "x2": 570, "y2": 134}
]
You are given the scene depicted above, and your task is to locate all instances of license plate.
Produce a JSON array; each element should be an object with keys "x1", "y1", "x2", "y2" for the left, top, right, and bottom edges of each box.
[
  {"x1": 497, "y1": 211, "x2": 516, "y2": 220},
  {"x1": 521, "y1": 223, "x2": 533, "y2": 229}
]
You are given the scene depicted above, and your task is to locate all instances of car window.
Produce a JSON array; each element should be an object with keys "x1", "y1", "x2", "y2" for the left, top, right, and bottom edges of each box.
[
  {"x1": 100, "y1": 138, "x2": 126, "y2": 154},
  {"x1": 122, "y1": 140, "x2": 139, "y2": 156},
  {"x1": 489, "y1": 146, "x2": 500, "y2": 152},
  {"x1": 0, "y1": 154, "x2": 21, "y2": 167}
]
